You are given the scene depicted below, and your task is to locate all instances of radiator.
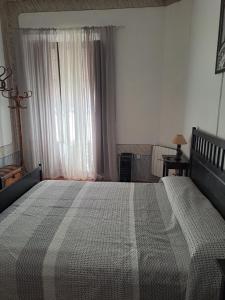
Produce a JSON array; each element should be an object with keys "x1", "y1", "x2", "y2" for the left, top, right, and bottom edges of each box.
[
  {"x1": 118, "y1": 153, "x2": 151, "y2": 182},
  {"x1": 151, "y1": 145, "x2": 176, "y2": 178},
  {"x1": 132, "y1": 154, "x2": 151, "y2": 182},
  {"x1": 119, "y1": 153, "x2": 133, "y2": 182}
]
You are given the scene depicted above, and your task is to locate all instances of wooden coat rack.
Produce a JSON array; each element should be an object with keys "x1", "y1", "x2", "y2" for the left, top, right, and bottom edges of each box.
[
  {"x1": 2, "y1": 86, "x2": 32, "y2": 166},
  {"x1": 0, "y1": 66, "x2": 12, "y2": 91}
]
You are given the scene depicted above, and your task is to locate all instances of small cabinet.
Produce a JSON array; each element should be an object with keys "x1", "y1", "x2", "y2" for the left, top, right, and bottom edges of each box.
[
  {"x1": 162, "y1": 155, "x2": 189, "y2": 177},
  {"x1": 0, "y1": 165, "x2": 23, "y2": 190}
]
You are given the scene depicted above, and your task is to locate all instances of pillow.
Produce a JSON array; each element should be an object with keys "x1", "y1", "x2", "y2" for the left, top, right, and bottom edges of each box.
[{"x1": 162, "y1": 176, "x2": 225, "y2": 300}]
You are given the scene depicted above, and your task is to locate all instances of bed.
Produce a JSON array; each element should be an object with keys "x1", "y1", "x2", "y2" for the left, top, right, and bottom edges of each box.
[{"x1": 0, "y1": 127, "x2": 225, "y2": 300}]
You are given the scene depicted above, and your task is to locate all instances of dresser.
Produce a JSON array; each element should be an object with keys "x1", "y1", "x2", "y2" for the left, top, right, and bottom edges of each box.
[{"x1": 0, "y1": 165, "x2": 23, "y2": 190}]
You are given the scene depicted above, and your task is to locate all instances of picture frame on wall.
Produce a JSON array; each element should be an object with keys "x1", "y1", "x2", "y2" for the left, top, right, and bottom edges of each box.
[{"x1": 216, "y1": 0, "x2": 225, "y2": 74}]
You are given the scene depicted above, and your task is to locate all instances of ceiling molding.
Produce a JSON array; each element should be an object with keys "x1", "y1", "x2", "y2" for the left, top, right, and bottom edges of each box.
[{"x1": 2, "y1": 0, "x2": 181, "y2": 14}]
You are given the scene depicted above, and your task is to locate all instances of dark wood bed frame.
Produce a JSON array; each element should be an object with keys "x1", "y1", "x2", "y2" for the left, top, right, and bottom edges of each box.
[
  {"x1": 190, "y1": 127, "x2": 225, "y2": 219},
  {"x1": 0, "y1": 164, "x2": 42, "y2": 213},
  {"x1": 0, "y1": 128, "x2": 225, "y2": 219}
]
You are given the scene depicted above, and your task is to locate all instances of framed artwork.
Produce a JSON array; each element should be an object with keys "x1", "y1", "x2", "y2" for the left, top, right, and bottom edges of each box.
[{"x1": 216, "y1": 0, "x2": 225, "y2": 74}]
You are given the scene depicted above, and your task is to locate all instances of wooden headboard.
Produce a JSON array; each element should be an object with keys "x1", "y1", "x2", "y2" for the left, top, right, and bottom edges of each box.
[{"x1": 190, "y1": 127, "x2": 225, "y2": 219}]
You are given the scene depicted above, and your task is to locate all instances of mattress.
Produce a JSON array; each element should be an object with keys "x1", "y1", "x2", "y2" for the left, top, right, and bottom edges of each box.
[{"x1": 0, "y1": 178, "x2": 224, "y2": 300}]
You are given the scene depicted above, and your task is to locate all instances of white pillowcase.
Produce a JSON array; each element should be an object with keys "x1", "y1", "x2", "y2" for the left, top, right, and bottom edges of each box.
[{"x1": 162, "y1": 176, "x2": 225, "y2": 300}]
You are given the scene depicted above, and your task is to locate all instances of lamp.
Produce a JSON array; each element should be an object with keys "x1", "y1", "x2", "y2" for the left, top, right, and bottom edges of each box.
[{"x1": 172, "y1": 134, "x2": 187, "y2": 161}]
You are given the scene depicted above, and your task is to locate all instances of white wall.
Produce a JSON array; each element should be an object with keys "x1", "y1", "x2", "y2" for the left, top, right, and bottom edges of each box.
[
  {"x1": 0, "y1": 20, "x2": 12, "y2": 152},
  {"x1": 183, "y1": 0, "x2": 223, "y2": 146},
  {"x1": 219, "y1": 77, "x2": 225, "y2": 138},
  {"x1": 159, "y1": 0, "x2": 193, "y2": 149},
  {"x1": 161, "y1": 0, "x2": 225, "y2": 156},
  {"x1": 19, "y1": 2, "x2": 225, "y2": 151},
  {"x1": 19, "y1": 8, "x2": 165, "y2": 145}
]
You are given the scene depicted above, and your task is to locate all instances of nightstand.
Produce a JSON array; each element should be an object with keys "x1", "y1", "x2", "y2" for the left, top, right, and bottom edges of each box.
[
  {"x1": 217, "y1": 259, "x2": 225, "y2": 300},
  {"x1": 162, "y1": 155, "x2": 189, "y2": 177}
]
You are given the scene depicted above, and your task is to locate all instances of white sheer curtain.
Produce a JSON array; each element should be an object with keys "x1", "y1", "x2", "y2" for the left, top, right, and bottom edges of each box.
[
  {"x1": 54, "y1": 30, "x2": 97, "y2": 180},
  {"x1": 19, "y1": 29, "x2": 96, "y2": 179}
]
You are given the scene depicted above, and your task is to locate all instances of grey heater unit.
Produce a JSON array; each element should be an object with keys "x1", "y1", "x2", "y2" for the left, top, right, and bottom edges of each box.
[{"x1": 119, "y1": 153, "x2": 133, "y2": 182}]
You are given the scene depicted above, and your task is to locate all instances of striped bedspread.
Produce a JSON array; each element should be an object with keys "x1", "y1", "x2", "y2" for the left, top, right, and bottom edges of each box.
[{"x1": 0, "y1": 180, "x2": 190, "y2": 300}]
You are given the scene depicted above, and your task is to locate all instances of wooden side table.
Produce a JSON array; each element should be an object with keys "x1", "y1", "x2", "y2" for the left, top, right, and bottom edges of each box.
[
  {"x1": 0, "y1": 165, "x2": 23, "y2": 190},
  {"x1": 217, "y1": 259, "x2": 225, "y2": 300},
  {"x1": 162, "y1": 155, "x2": 189, "y2": 177}
]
